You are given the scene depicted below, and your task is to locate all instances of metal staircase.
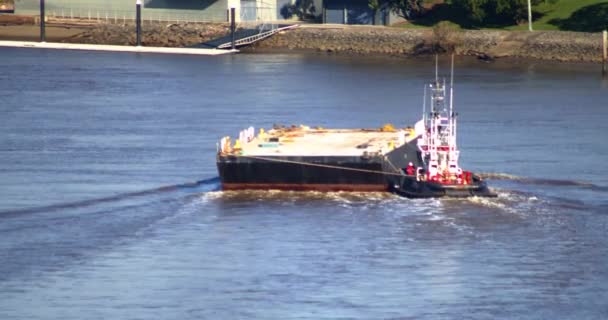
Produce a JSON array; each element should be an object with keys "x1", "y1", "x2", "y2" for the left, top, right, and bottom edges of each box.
[{"x1": 193, "y1": 24, "x2": 298, "y2": 49}]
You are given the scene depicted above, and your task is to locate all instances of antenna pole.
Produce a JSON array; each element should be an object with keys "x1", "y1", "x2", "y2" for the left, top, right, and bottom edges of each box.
[
  {"x1": 423, "y1": 85, "x2": 427, "y2": 124},
  {"x1": 435, "y1": 55, "x2": 438, "y2": 83},
  {"x1": 450, "y1": 54, "x2": 455, "y2": 149},
  {"x1": 450, "y1": 54, "x2": 454, "y2": 115}
]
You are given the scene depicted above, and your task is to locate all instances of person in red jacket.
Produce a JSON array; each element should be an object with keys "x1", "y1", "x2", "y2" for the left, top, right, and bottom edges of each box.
[{"x1": 405, "y1": 162, "x2": 416, "y2": 176}]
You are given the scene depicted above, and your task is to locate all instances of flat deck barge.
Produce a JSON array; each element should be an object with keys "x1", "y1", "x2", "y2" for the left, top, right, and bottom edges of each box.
[{"x1": 217, "y1": 125, "x2": 420, "y2": 191}]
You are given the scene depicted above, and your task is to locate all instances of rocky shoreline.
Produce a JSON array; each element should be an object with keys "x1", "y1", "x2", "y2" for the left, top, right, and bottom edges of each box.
[
  {"x1": 254, "y1": 26, "x2": 604, "y2": 63},
  {"x1": 62, "y1": 22, "x2": 231, "y2": 47},
  {"x1": 1, "y1": 18, "x2": 603, "y2": 63}
]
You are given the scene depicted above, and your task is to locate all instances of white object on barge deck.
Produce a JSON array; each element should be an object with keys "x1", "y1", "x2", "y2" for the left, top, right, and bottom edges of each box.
[{"x1": 0, "y1": 41, "x2": 237, "y2": 55}]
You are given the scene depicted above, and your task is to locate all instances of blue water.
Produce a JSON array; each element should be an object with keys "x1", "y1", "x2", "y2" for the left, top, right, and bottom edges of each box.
[{"x1": 1, "y1": 48, "x2": 607, "y2": 319}]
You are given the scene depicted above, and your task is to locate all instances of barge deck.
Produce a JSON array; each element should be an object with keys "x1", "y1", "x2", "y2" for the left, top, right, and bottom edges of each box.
[{"x1": 236, "y1": 126, "x2": 417, "y2": 157}]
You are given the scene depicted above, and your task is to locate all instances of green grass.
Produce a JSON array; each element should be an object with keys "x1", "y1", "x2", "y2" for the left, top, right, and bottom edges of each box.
[
  {"x1": 509, "y1": 0, "x2": 608, "y2": 31},
  {"x1": 399, "y1": 0, "x2": 608, "y2": 32}
]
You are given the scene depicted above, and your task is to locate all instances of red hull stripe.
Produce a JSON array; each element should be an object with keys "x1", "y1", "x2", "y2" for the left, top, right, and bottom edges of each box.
[{"x1": 222, "y1": 183, "x2": 388, "y2": 192}]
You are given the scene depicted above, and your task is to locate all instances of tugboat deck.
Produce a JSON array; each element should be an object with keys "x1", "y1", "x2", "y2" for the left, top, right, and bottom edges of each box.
[{"x1": 239, "y1": 127, "x2": 417, "y2": 157}]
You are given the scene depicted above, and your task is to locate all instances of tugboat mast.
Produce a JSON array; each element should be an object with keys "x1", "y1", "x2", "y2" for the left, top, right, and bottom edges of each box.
[
  {"x1": 449, "y1": 54, "x2": 457, "y2": 172},
  {"x1": 418, "y1": 55, "x2": 462, "y2": 184}
]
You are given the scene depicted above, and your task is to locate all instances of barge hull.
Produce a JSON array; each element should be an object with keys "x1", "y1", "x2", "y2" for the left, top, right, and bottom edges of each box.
[
  {"x1": 217, "y1": 155, "x2": 392, "y2": 191},
  {"x1": 222, "y1": 183, "x2": 387, "y2": 192}
]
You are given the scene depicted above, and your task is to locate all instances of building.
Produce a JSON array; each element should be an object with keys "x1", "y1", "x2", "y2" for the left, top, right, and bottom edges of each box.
[
  {"x1": 12, "y1": 0, "x2": 309, "y2": 23},
  {"x1": 322, "y1": 0, "x2": 404, "y2": 25},
  {"x1": 12, "y1": 0, "x2": 402, "y2": 25}
]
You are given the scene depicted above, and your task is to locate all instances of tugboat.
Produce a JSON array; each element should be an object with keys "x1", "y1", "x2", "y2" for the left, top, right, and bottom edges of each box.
[{"x1": 391, "y1": 56, "x2": 496, "y2": 198}]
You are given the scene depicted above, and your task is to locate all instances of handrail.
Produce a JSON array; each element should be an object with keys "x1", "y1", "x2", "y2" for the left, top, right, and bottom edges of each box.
[{"x1": 216, "y1": 24, "x2": 298, "y2": 49}]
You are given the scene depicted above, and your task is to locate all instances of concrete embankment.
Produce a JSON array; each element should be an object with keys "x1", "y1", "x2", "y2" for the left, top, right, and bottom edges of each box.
[{"x1": 253, "y1": 25, "x2": 604, "y2": 63}]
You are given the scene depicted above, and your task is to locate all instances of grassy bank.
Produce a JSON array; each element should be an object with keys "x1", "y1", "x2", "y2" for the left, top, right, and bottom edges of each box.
[
  {"x1": 510, "y1": 0, "x2": 608, "y2": 31},
  {"x1": 404, "y1": 0, "x2": 608, "y2": 32}
]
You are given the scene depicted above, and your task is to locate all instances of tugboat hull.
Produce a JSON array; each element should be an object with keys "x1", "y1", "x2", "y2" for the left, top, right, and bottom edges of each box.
[{"x1": 393, "y1": 176, "x2": 497, "y2": 198}]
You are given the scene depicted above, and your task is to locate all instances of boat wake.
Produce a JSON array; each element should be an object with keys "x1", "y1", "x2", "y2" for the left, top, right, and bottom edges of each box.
[
  {"x1": 205, "y1": 190, "x2": 395, "y2": 201},
  {"x1": 0, "y1": 177, "x2": 221, "y2": 217},
  {"x1": 479, "y1": 172, "x2": 608, "y2": 192},
  {"x1": 453, "y1": 187, "x2": 607, "y2": 217}
]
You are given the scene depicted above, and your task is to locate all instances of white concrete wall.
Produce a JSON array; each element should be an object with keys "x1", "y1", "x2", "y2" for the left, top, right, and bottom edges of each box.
[
  {"x1": 257, "y1": 0, "x2": 276, "y2": 22},
  {"x1": 226, "y1": 0, "x2": 240, "y2": 22}
]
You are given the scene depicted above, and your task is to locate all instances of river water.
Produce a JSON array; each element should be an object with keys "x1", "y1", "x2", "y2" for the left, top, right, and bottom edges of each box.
[{"x1": 1, "y1": 48, "x2": 607, "y2": 319}]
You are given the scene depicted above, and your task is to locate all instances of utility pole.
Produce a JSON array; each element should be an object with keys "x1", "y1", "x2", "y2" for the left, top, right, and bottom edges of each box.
[
  {"x1": 230, "y1": 7, "x2": 236, "y2": 50},
  {"x1": 136, "y1": 0, "x2": 142, "y2": 46},
  {"x1": 603, "y1": 30, "x2": 607, "y2": 76},
  {"x1": 527, "y1": 0, "x2": 533, "y2": 31},
  {"x1": 40, "y1": 0, "x2": 46, "y2": 42}
]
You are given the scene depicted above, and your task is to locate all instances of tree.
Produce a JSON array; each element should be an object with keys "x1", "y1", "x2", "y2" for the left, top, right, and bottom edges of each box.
[
  {"x1": 393, "y1": 0, "x2": 425, "y2": 19},
  {"x1": 369, "y1": 0, "x2": 381, "y2": 25},
  {"x1": 280, "y1": 0, "x2": 317, "y2": 20},
  {"x1": 369, "y1": 0, "x2": 424, "y2": 20}
]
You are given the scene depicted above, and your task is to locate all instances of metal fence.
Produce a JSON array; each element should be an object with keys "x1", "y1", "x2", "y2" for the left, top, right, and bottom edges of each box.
[
  {"x1": 14, "y1": 0, "x2": 229, "y2": 23},
  {"x1": 16, "y1": 0, "x2": 297, "y2": 25},
  {"x1": 38, "y1": 8, "x2": 293, "y2": 25},
  {"x1": 43, "y1": 8, "x2": 226, "y2": 24}
]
